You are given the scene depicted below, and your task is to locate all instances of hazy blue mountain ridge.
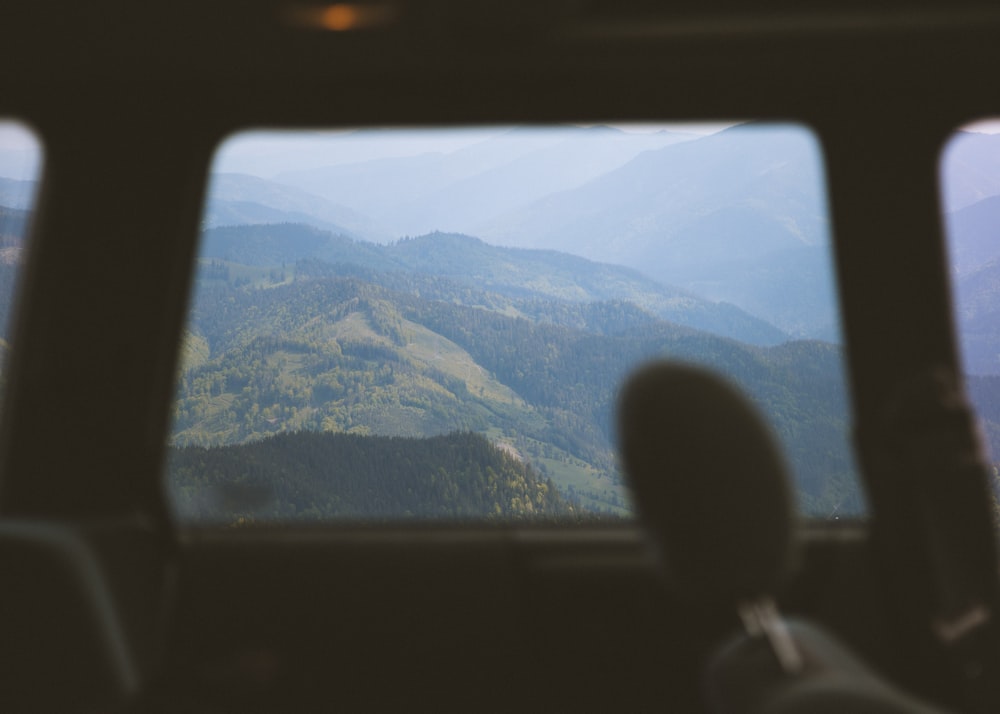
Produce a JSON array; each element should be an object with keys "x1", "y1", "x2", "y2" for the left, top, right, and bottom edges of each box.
[
  {"x1": 947, "y1": 195, "x2": 1000, "y2": 276},
  {"x1": 0, "y1": 179, "x2": 38, "y2": 211},
  {"x1": 273, "y1": 126, "x2": 694, "y2": 237},
  {"x1": 475, "y1": 124, "x2": 835, "y2": 336},
  {"x1": 382, "y1": 232, "x2": 789, "y2": 344},
  {"x1": 0, "y1": 205, "x2": 30, "y2": 242},
  {"x1": 965, "y1": 375, "x2": 1000, "y2": 466},
  {"x1": 0, "y1": 148, "x2": 40, "y2": 182},
  {"x1": 394, "y1": 128, "x2": 695, "y2": 236},
  {"x1": 947, "y1": 197, "x2": 1000, "y2": 375},
  {"x1": 205, "y1": 173, "x2": 389, "y2": 241},
  {"x1": 198, "y1": 224, "x2": 787, "y2": 345},
  {"x1": 200, "y1": 126, "x2": 844, "y2": 336},
  {"x1": 200, "y1": 223, "x2": 397, "y2": 271},
  {"x1": 953, "y1": 257, "x2": 1000, "y2": 375},
  {"x1": 941, "y1": 131, "x2": 1000, "y2": 213}
]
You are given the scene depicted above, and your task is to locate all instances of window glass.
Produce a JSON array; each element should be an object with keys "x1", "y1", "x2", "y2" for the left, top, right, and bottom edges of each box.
[
  {"x1": 168, "y1": 123, "x2": 862, "y2": 524},
  {"x1": 0, "y1": 120, "x2": 42, "y2": 400},
  {"x1": 941, "y1": 120, "x2": 1000, "y2": 489}
]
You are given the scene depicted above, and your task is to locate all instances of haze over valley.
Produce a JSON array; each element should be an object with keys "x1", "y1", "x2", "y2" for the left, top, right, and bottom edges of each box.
[{"x1": 210, "y1": 124, "x2": 839, "y2": 339}]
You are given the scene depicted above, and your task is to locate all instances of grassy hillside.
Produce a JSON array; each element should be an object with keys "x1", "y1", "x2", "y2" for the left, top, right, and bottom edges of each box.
[
  {"x1": 172, "y1": 257, "x2": 861, "y2": 517},
  {"x1": 198, "y1": 225, "x2": 788, "y2": 346}
]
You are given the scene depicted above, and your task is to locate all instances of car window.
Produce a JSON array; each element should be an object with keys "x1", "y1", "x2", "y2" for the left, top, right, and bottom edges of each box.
[
  {"x1": 941, "y1": 120, "x2": 1000, "y2": 498},
  {"x1": 0, "y1": 120, "x2": 42, "y2": 403},
  {"x1": 167, "y1": 123, "x2": 863, "y2": 524}
]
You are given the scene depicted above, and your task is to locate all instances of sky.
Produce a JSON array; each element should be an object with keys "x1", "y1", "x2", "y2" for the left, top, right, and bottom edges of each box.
[
  {"x1": 210, "y1": 122, "x2": 737, "y2": 178},
  {"x1": 0, "y1": 121, "x2": 42, "y2": 181},
  {"x1": 0, "y1": 121, "x2": 38, "y2": 150}
]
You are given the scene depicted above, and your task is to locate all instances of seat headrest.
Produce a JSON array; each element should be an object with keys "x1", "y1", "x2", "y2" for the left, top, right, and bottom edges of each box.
[
  {"x1": 0, "y1": 521, "x2": 139, "y2": 712},
  {"x1": 617, "y1": 361, "x2": 795, "y2": 608}
]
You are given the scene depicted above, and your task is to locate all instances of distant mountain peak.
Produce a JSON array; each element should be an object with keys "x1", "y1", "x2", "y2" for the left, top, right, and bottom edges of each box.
[
  {"x1": 581, "y1": 125, "x2": 623, "y2": 135},
  {"x1": 398, "y1": 231, "x2": 485, "y2": 246}
]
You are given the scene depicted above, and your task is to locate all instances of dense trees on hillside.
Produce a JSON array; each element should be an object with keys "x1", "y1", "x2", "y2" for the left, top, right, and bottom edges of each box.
[
  {"x1": 0, "y1": 206, "x2": 26, "y2": 342},
  {"x1": 169, "y1": 430, "x2": 574, "y2": 522},
  {"x1": 0, "y1": 212, "x2": 864, "y2": 518},
  {"x1": 173, "y1": 257, "x2": 861, "y2": 516}
]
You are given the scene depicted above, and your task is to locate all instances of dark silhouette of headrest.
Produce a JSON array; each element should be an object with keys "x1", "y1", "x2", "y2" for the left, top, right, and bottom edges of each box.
[
  {"x1": 618, "y1": 362, "x2": 955, "y2": 713},
  {"x1": 0, "y1": 521, "x2": 139, "y2": 712},
  {"x1": 617, "y1": 361, "x2": 795, "y2": 609}
]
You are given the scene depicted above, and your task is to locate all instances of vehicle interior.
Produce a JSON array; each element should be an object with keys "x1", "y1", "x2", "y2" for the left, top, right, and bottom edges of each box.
[{"x1": 5, "y1": 0, "x2": 1000, "y2": 712}]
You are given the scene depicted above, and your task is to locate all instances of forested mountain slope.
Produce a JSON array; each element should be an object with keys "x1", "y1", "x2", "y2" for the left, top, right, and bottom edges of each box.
[
  {"x1": 170, "y1": 430, "x2": 572, "y2": 522},
  {"x1": 173, "y1": 244, "x2": 859, "y2": 517},
  {"x1": 0, "y1": 206, "x2": 861, "y2": 520},
  {"x1": 198, "y1": 224, "x2": 787, "y2": 346}
]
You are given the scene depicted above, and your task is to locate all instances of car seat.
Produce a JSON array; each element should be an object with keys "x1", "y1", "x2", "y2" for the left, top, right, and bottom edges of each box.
[{"x1": 617, "y1": 361, "x2": 951, "y2": 714}]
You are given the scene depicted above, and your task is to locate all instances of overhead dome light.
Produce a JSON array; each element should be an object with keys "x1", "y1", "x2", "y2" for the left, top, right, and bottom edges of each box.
[{"x1": 283, "y1": 3, "x2": 399, "y2": 32}]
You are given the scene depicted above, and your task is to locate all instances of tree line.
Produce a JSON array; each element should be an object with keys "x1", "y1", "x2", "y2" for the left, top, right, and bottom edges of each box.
[{"x1": 169, "y1": 430, "x2": 576, "y2": 523}]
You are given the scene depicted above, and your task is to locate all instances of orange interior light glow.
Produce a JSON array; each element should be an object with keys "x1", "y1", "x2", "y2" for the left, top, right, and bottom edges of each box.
[
  {"x1": 283, "y1": 3, "x2": 397, "y2": 32},
  {"x1": 321, "y1": 4, "x2": 360, "y2": 31}
]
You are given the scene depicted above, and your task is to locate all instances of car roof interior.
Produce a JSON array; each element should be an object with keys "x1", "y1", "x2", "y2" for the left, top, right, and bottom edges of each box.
[{"x1": 5, "y1": 0, "x2": 1000, "y2": 712}]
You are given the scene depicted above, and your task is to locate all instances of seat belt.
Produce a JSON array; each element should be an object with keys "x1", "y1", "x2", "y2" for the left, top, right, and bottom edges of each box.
[{"x1": 865, "y1": 366, "x2": 1000, "y2": 713}]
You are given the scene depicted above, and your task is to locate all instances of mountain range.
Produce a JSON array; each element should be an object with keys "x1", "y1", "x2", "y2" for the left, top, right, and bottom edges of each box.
[
  {"x1": 940, "y1": 131, "x2": 1000, "y2": 213},
  {"x1": 0, "y1": 124, "x2": 846, "y2": 338},
  {"x1": 198, "y1": 224, "x2": 788, "y2": 346},
  {"x1": 5, "y1": 126, "x2": 1000, "y2": 343},
  {"x1": 204, "y1": 173, "x2": 388, "y2": 240},
  {"x1": 5, "y1": 123, "x2": 1000, "y2": 516},
  {"x1": 196, "y1": 126, "x2": 1000, "y2": 358},
  {"x1": 942, "y1": 188, "x2": 1000, "y2": 377},
  {"x1": 0, "y1": 178, "x2": 38, "y2": 210},
  {"x1": 475, "y1": 124, "x2": 834, "y2": 332},
  {"x1": 273, "y1": 126, "x2": 693, "y2": 237},
  {"x1": 172, "y1": 225, "x2": 862, "y2": 517},
  {"x1": 255, "y1": 124, "x2": 838, "y2": 337}
]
